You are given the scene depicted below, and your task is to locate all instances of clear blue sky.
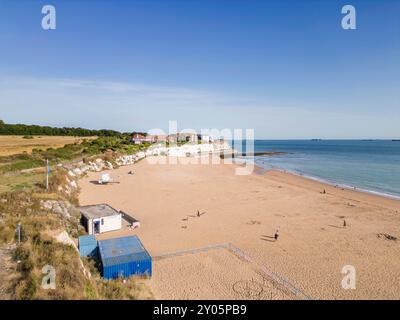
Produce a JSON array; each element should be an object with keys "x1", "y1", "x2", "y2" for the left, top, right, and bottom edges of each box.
[{"x1": 0, "y1": 0, "x2": 399, "y2": 138}]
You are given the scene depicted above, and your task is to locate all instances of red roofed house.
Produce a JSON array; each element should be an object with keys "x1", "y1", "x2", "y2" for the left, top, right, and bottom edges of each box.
[{"x1": 132, "y1": 133, "x2": 155, "y2": 144}]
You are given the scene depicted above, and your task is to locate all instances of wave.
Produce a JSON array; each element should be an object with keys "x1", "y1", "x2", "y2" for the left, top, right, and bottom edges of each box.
[{"x1": 253, "y1": 158, "x2": 400, "y2": 200}]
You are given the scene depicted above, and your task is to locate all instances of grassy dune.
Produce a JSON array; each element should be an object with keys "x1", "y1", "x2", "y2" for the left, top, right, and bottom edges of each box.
[
  {"x1": 0, "y1": 135, "x2": 147, "y2": 194},
  {"x1": 0, "y1": 134, "x2": 153, "y2": 299}
]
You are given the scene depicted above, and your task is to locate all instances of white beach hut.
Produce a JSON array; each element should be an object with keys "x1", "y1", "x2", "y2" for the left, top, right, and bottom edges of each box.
[{"x1": 80, "y1": 204, "x2": 122, "y2": 235}]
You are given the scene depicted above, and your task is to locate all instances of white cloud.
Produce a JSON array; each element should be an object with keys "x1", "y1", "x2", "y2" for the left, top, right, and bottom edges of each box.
[{"x1": 0, "y1": 76, "x2": 398, "y2": 139}]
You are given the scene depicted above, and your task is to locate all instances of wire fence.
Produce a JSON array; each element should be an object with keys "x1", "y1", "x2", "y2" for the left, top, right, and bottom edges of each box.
[
  {"x1": 153, "y1": 243, "x2": 229, "y2": 261},
  {"x1": 153, "y1": 242, "x2": 313, "y2": 300},
  {"x1": 226, "y1": 243, "x2": 312, "y2": 300}
]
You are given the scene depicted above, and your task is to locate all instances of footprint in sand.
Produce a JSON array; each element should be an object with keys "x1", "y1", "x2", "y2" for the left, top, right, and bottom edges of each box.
[{"x1": 247, "y1": 220, "x2": 261, "y2": 225}]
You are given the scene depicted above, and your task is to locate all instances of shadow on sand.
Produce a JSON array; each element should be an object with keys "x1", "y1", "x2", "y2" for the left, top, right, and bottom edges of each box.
[{"x1": 260, "y1": 235, "x2": 277, "y2": 242}]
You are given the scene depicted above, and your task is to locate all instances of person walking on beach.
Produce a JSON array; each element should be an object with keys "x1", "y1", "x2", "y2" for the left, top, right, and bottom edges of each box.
[
  {"x1": 197, "y1": 210, "x2": 200, "y2": 217},
  {"x1": 343, "y1": 220, "x2": 347, "y2": 228},
  {"x1": 274, "y1": 229, "x2": 279, "y2": 241}
]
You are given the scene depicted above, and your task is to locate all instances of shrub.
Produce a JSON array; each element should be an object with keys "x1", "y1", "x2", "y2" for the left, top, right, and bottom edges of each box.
[
  {"x1": 16, "y1": 275, "x2": 38, "y2": 300},
  {"x1": 0, "y1": 223, "x2": 15, "y2": 244}
]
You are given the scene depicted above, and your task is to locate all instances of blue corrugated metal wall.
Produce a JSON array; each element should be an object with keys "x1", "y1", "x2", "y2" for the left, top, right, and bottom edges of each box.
[
  {"x1": 78, "y1": 235, "x2": 98, "y2": 257},
  {"x1": 102, "y1": 258, "x2": 152, "y2": 279},
  {"x1": 99, "y1": 235, "x2": 152, "y2": 279}
]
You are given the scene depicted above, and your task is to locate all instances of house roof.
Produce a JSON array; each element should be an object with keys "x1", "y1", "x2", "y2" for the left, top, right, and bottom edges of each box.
[
  {"x1": 80, "y1": 204, "x2": 120, "y2": 220},
  {"x1": 98, "y1": 235, "x2": 151, "y2": 266},
  {"x1": 132, "y1": 133, "x2": 144, "y2": 137}
]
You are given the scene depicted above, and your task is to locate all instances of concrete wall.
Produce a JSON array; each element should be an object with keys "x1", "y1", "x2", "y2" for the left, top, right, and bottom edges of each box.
[
  {"x1": 87, "y1": 219, "x2": 93, "y2": 235},
  {"x1": 82, "y1": 215, "x2": 94, "y2": 235},
  {"x1": 98, "y1": 214, "x2": 122, "y2": 233}
]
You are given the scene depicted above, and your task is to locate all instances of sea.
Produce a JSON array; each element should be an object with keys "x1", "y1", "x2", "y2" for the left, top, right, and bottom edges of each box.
[{"x1": 233, "y1": 140, "x2": 400, "y2": 199}]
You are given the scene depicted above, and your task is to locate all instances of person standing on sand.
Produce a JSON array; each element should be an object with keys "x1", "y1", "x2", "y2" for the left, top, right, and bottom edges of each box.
[
  {"x1": 274, "y1": 229, "x2": 279, "y2": 241},
  {"x1": 343, "y1": 220, "x2": 347, "y2": 228},
  {"x1": 197, "y1": 210, "x2": 200, "y2": 217}
]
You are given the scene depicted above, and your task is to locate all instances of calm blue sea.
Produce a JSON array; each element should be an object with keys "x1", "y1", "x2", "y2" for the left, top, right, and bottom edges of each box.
[{"x1": 234, "y1": 140, "x2": 400, "y2": 199}]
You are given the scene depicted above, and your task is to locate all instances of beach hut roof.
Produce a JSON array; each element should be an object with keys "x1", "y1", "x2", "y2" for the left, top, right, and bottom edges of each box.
[
  {"x1": 80, "y1": 203, "x2": 120, "y2": 220},
  {"x1": 98, "y1": 235, "x2": 151, "y2": 267}
]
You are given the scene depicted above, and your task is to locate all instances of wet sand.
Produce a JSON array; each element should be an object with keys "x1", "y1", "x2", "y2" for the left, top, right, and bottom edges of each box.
[{"x1": 79, "y1": 157, "x2": 400, "y2": 299}]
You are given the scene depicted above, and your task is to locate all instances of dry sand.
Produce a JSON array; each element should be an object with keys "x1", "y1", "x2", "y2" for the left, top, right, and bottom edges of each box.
[
  {"x1": 79, "y1": 157, "x2": 400, "y2": 300},
  {"x1": 151, "y1": 248, "x2": 293, "y2": 300}
]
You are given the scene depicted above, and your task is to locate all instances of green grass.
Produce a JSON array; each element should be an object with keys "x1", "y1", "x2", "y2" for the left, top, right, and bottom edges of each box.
[
  {"x1": 0, "y1": 159, "x2": 45, "y2": 173},
  {"x1": 0, "y1": 135, "x2": 145, "y2": 194},
  {"x1": 0, "y1": 192, "x2": 149, "y2": 299},
  {"x1": 0, "y1": 133, "x2": 155, "y2": 299},
  {"x1": 0, "y1": 172, "x2": 45, "y2": 194},
  {"x1": 0, "y1": 190, "x2": 89, "y2": 299}
]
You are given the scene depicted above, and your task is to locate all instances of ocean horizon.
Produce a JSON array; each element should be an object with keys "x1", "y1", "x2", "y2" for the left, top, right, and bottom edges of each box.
[{"x1": 232, "y1": 139, "x2": 400, "y2": 199}]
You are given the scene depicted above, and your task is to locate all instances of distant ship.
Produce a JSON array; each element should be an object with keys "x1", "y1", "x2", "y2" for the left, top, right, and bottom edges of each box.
[
  {"x1": 311, "y1": 139, "x2": 322, "y2": 141},
  {"x1": 392, "y1": 139, "x2": 400, "y2": 142}
]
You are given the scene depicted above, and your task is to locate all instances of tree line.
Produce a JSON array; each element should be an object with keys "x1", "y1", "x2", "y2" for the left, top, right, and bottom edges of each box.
[{"x1": 0, "y1": 120, "x2": 143, "y2": 137}]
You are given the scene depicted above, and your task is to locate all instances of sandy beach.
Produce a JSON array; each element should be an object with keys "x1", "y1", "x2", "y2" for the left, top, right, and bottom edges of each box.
[{"x1": 79, "y1": 157, "x2": 400, "y2": 300}]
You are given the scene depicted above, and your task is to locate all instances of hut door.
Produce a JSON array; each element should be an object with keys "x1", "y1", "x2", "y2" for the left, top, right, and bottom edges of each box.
[{"x1": 93, "y1": 220, "x2": 100, "y2": 234}]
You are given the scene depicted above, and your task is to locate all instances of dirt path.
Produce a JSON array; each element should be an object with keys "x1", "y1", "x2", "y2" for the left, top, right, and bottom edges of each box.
[{"x1": 0, "y1": 246, "x2": 16, "y2": 299}]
